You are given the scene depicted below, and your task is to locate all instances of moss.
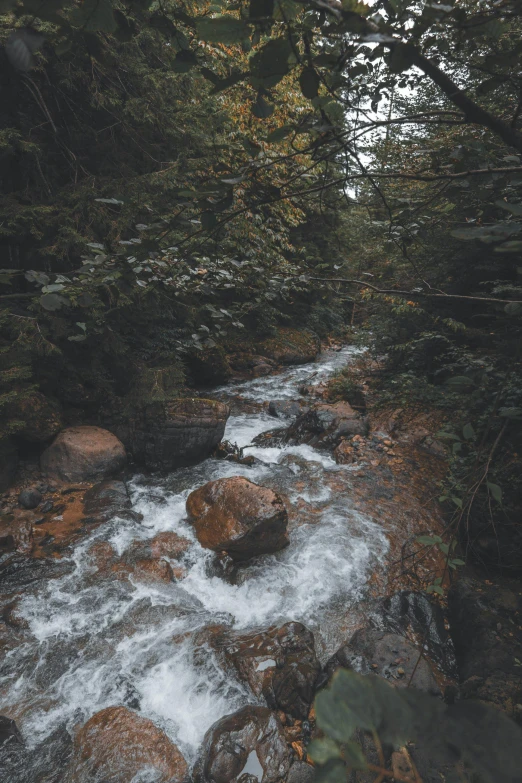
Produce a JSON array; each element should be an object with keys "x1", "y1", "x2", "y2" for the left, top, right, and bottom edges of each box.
[{"x1": 124, "y1": 364, "x2": 186, "y2": 411}]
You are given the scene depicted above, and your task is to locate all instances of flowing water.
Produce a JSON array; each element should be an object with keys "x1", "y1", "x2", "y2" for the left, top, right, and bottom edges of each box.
[{"x1": 0, "y1": 346, "x2": 391, "y2": 780}]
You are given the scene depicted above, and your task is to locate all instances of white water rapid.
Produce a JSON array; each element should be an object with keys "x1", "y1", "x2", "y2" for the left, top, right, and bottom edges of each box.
[{"x1": 0, "y1": 346, "x2": 390, "y2": 778}]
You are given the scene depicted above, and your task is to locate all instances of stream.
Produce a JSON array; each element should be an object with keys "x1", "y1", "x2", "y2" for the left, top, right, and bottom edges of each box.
[{"x1": 0, "y1": 345, "x2": 391, "y2": 781}]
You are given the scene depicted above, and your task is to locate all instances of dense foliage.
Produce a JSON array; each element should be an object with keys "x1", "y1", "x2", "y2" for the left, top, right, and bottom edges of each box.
[{"x1": 2, "y1": 0, "x2": 522, "y2": 570}]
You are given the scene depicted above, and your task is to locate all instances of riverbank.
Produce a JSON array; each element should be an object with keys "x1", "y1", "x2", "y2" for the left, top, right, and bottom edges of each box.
[{"x1": 0, "y1": 342, "x2": 521, "y2": 783}]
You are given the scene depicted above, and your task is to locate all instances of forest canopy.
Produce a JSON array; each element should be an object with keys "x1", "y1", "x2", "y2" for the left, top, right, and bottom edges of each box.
[{"x1": 1, "y1": 0, "x2": 522, "y2": 567}]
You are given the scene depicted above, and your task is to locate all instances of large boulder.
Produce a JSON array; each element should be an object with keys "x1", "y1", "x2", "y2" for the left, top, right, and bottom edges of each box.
[
  {"x1": 210, "y1": 622, "x2": 320, "y2": 719},
  {"x1": 194, "y1": 705, "x2": 290, "y2": 783},
  {"x1": 66, "y1": 706, "x2": 188, "y2": 783},
  {"x1": 287, "y1": 402, "x2": 369, "y2": 450},
  {"x1": 448, "y1": 577, "x2": 522, "y2": 717},
  {"x1": 41, "y1": 426, "x2": 126, "y2": 483},
  {"x1": 257, "y1": 329, "x2": 320, "y2": 366},
  {"x1": 116, "y1": 398, "x2": 229, "y2": 471},
  {"x1": 186, "y1": 476, "x2": 289, "y2": 561},
  {"x1": 323, "y1": 627, "x2": 440, "y2": 696}
]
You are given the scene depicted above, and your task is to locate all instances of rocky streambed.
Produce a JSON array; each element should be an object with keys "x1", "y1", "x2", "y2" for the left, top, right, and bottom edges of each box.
[{"x1": 1, "y1": 345, "x2": 521, "y2": 783}]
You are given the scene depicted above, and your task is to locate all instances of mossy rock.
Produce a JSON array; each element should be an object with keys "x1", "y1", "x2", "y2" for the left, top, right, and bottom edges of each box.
[
  {"x1": 124, "y1": 364, "x2": 186, "y2": 411},
  {"x1": 257, "y1": 328, "x2": 320, "y2": 366}
]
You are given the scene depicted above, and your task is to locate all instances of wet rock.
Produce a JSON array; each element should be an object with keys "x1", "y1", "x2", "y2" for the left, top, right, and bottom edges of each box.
[
  {"x1": 213, "y1": 440, "x2": 256, "y2": 467},
  {"x1": 8, "y1": 391, "x2": 63, "y2": 443},
  {"x1": 287, "y1": 760, "x2": 315, "y2": 783},
  {"x1": 0, "y1": 510, "x2": 34, "y2": 553},
  {"x1": 116, "y1": 398, "x2": 230, "y2": 471},
  {"x1": 194, "y1": 705, "x2": 290, "y2": 783},
  {"x1": 18, "y1": 488, "x2": 42, "y2": 509},
  {"x1": 82, "y1": 480, "x2": 139, "y2": 525},
  {"x1": 186, "y1": 476, "x2": 289, "y2": 562},
  {"x1": 131, "y1": 558, "x2": 174, "y2": 583},
  {"x1": 149, "y1": 531, "x2": 191, "y2": 559},
  {"x1": 40, "y1": 499, "x2": 54, "y2": 513},
  {"x1": 67, "y1": 706, "x2": 188, "y2": 783},
  {"x1": 268, "y1": 401, "x2": 309, "y2": 420},
  {"x1": 323, "y1": 627, "x2": 440, "y2": 696},
  {"x1": 448, "y1": 577, "x2": 522, "y2": 717},
  {"x1": 252, "y1": 363, "x2": 272, "y2": 377},
  {"x1": 0, "y1": 553, "x2": 74, "y2": 591},
  {"x1": 0, "y1": 715, "x2": 23, "y2": 748},
  {"x1": 2, "y1": 599, "x2": 30, "y2": 630},
  {"x1": 287, "y1": 402, "x2": 369, "y2": 451},
  {"x1": 251, "y1": 429, "x2": 288, "y2": 449},
  {"x1": 214, "y1": 622, "x2": 320, "y2": 719},
  {"x1": 257, "y1": 328, "x2": 320, "y2": 366},
  {"x1": 377, "y1": 590, "x2": 457, "y2": 678},
  {"x1": 41, "y1": 426, "x2": 126, "y2": 483}
]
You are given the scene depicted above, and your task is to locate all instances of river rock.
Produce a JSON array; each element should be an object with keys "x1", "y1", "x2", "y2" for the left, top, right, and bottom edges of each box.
[
  {"x1": 41, "y1": 426, "x2": 126, "y2": 483},
  {"x1": 194, "y1": 705, "x2": 290, "y2": 783},
  {"x1": 66, "y1": 706, "x2": 188, "y2": 783},
  {"x1": 287, "y1": 402, "x2": 369, "y2": 450},
  {"x1": 448, "y1": 577, "x2": 522, "y2": 717},
  {"x1": 0, "y1": 510, "x2": 34, "y2": 553},
  {"x1": 268, "y1": 401, "x2": 309, "y2": 420},
  {"x1": 186, "y1": 477, "x2": 289, "y2": 561},
  {"x1": 82, "y1": 480, "x2": 139, "y2": 525},
  {"x1": 212, "y1": 622, "x2": 320, "y2": 719},
  {"x1": 117, "y1": 398, "x2": 230, "y2": 471},
  {"x1": 323, "y1": 627, "x2": 440, "y2": 696},
  {"x1": 257, "y1": 328, "x2": 320, "y2": 366},
  {"x1": 0, "y1": 715, "x2": 23, "y2": 748},
  {"x1": 377, "y1": 590, "x2": 457, "y2": 678},
  {"x1": 18, "y1": 488, "x2": 42, "y2": 509}
]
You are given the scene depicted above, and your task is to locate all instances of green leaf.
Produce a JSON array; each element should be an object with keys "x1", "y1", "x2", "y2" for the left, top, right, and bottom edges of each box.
[
  {"x1": 314, "y1": 759, "x2": 347, "y2": 783},
  {"x1": 426, "y1": 584, "x2": 445, "y2": 596},
  {"x1": 172, "y1": 49, "x2": 198, "y2": 73},
  {"x1": 251, "y1": 93, "x2": 274, "y2": 118},
  {"x1": 299, "y1": 67, "x2": 320, "y2": 99},
  {"x1": 343, "y1": 741, "x2": 368, "y2": 770},
  {"x1": 40, "y1": 293, "x2": 67, "y2": 311},
  {"x1": 445, "y1": 375, "x2": 476, "y2": 392},
  {"x1": 417, "y1": 535, "x2": 442, "y2": 546},
  {"x1": 266, "y1": 125, "x2": 293, "y2": 142},
  {"x1": 250, "y1": 37, "x2": 293, "y2": 87},
  {"x1": 389, "y1": 42, "x2": 415, "y2": 73},
  {"x1": 71, "y1": 0, "x2": 117, "y2": 33},
  {"x1": 498, "y1": 406, "x2": 522, "y2": 419},
  {"x1": 450, "y1": 558, "x2": 465, "y2": 566},
  {"x1": 249, "y1": 0, "x2": 274, "y2": 19},
  {"x1": 487, "y1": 482, "x2": 502, "y2": 504},
  {"x1": 308, "y1": 738, "x2": 341, "y2": 765},
  {"x1": 439, "y1": 542, "x2": 450, "y2": 554},
  {"x1": 462, "y1": 423, "x2": 475, "y2": 440},
  {"x1": 201, "y1": 211, "x2": 217, "y2": 230},
  {"x1": 495, "y1": 200, "x2": 522, "y2": 217},
  {"x1": 197, "y1": 16, "x2": 249, "y2": 44}
]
